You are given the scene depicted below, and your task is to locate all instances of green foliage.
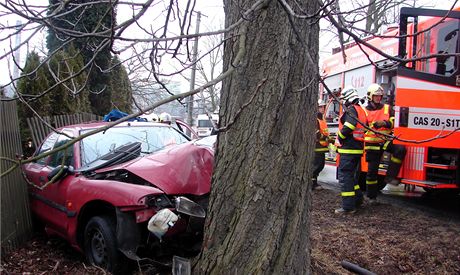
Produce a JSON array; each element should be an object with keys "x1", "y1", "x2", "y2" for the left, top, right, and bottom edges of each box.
[
  {"x1": 47, "y1": 0, "x2": 116, "y2": 115},
  {"x1": 108, "y1": 56, "x2": 133, "y2": 113},
  {"x1": 16, "y1": 48, "x2": 92, "y2": 142},
  {"x1": 16, "y1": 51, "x2": 52, "y2": 140},
  {"x1": 47, "y1": 44, "x2": 91, "y2": 115}
]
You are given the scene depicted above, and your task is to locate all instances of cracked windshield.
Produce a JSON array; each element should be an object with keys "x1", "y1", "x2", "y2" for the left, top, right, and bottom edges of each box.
[{"x1": 80, "y1": 126, "x2": 189, "y2": 166}]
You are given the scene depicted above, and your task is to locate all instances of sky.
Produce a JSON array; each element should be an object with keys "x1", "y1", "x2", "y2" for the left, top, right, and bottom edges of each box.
[
  {"x1": 1, "y1": 0, "x2": 458, "y2": 91},
  {"x1": 0, "y1": 0, "x2": 224, "y2": 90}
]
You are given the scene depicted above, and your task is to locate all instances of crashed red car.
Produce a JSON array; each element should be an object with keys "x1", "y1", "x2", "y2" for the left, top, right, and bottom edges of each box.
[{"x1": 23, "y1": 121, "x2": 214, "y2": 273}]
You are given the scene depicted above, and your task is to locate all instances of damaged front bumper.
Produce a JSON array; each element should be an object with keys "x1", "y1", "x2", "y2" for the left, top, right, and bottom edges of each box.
[{"x1": 115, "y1": 196, "x2": 207, "y2": 261}]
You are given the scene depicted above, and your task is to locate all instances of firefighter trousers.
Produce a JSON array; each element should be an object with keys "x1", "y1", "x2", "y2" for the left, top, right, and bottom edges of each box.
[
  {"x1": 383, "y1": 141, "x2": 407, "y2": 180},
  {"x1": 312, "y1": 151, "x2": 326, "y2": 188},
  {"x1": 365, "y1": 149, "x2": 382, "y2": 199},
  {"x1": 338, "y1": 153, "x2": 363, "y2": 211},
  {"x1": 365, "y1": 141, "x2": 407, "y2": 198}
]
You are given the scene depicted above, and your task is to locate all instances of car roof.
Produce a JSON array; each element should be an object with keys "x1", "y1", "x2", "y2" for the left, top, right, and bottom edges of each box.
[{"x1": 59, "y1": 121, "x2": 170, "y2": 131}]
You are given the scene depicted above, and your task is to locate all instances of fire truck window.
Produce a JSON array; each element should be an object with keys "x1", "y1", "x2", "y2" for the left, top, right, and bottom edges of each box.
[
  {"x1": 415, "y1": 19, "x2": 458, "y2": 76},
  {"x1": 435, "y1": 20, "x2": 458, "y2": 76}
]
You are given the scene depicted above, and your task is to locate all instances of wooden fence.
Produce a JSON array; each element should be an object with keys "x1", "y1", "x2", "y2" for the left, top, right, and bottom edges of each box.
[
  {"x1": 1, "y1": 107, "x2": 101, "y2": 254},
  {"x1": 27, "y1": 113, "x2": 101, "y2": 147},
  {"x1": 0, "y1": 101, "x2": 33, "y2": 254}
]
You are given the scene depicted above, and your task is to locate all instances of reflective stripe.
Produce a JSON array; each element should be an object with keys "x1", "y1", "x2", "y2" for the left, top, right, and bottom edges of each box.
[
  {"x1": 391, "y1": 156, "x2": 402, "y2": 164},
  {"x1": 365, "y1": 145, "x2": 381, "y2": 150},
  {"x1": 384, "y1": 104, "x2": 389, "y2": 115},
  {"x1": 366, "y1": 180, "x2": 378, "y2": 185},
  {"x1": 383, "y1": 140, "x2": 391, "y2": 150},
  {"x1": 315, "y1": 148, "x2": 329, "y2": 152},
  {"x1": 364, "y1": 136, "x2": 383, "y2": 142},
  {"x1": 354, "y1": 185, "x2": 360, "y2": 190},
  {"x1": 338, "y1": 148, "x2": 363, "y2": 154},
  {"x1": 338, "y1": 131, "x2": 346, "y2": 139},
  {"x1": 344, "y1": 122, "x2": 356, "y2": 130},
  {"x1": 341, "y1": 191, "x2": 355, "y2": 197}
]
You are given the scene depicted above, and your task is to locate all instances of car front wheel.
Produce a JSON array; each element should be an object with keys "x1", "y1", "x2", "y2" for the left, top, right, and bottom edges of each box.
[{"x1": 84, "y1": 216, "x2": 124, "y2": 273}]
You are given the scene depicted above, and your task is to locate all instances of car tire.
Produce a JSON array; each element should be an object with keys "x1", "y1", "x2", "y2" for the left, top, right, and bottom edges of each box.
[{"x1": 84, "y1": 216, "x2": 125, "y2": 274}]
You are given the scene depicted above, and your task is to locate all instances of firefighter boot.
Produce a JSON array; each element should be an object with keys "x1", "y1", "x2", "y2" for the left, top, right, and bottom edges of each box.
[
  {"x1": 311, "y1": 177, "x2": 323, "y2": 190},
  {"x1": 385, "y1": 155, "x2": 404, "y2": 186},
  {"x1": 334, "y1": 208, "x2": 356, "y2": 215}
]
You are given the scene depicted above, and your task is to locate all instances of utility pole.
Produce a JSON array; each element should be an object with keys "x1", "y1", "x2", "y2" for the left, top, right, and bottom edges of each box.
[{"x1": 187, "y1": 11, "x2": 201, "y2": 127}]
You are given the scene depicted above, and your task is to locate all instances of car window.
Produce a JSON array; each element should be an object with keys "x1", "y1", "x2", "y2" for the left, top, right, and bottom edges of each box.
[
  {"x1": 80, "y1": 125, "x2": 189, "y2": 166},
  {"x1": 48, "y1": 134, "x2": 74, "y2": 168},
  {"x1": 35, "y1": 132, "x2": 59, "y2": 165}
]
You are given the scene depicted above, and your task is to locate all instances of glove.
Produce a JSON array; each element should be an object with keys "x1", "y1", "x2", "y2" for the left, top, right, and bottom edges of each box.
[{"x1": 373, "y1": 120, "x2": 386, "y2": 129}]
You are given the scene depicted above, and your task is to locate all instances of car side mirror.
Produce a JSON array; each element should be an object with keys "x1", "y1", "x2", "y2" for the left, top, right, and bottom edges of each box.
[{"x1": 48, "y1": 165, "x2": 75, "y2": 182}]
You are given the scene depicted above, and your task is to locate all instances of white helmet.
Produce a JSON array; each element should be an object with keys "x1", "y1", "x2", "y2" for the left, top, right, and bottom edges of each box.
[
  {"x1": 367, "y1": 83, "x2": 384, "y2": 100},
  {"x1": 317, "y1": 99, "x2": 327, "y2": 107},
  {"x1": 340, "y1": 86, "x2": 359, "y2": 104},
  {"x1": 159, "y1": 112, "x2": 172, "y2": 124}
]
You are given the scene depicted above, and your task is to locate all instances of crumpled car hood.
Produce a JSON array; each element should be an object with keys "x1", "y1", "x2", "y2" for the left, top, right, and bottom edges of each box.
[{"x1": 101, "y1": 142, "x2": 214, "y2": 195}]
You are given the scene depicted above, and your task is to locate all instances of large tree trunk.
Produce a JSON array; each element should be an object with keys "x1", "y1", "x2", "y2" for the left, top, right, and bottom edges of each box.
[{"x1": 195, "y1": 0, "x2": 319, "y2": 274}]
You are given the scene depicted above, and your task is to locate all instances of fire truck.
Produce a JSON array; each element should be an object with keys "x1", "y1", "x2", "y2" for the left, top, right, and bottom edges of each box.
[{"x1": 320, "y1": 7, "x2": 460, "y2": 193}]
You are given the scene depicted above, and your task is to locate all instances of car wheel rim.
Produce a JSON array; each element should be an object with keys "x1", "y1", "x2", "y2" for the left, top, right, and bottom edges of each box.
[{"x1": 90, "y1": 229, "x2": 107, "y2": 266}]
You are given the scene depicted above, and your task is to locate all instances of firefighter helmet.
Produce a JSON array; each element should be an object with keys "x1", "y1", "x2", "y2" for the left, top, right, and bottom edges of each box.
[
  {"x1": 159, "y1": 112, "x2": 172, "y2": 124},
  {"x1": 367, "y1": 83, "x2": 384, "y2": 100},
  {"x1": 339, "y1": 86, "x2": 359, "y2": 104},
  {"x1": 318, "y1": 99, "x2": 327, "y2": 107}
]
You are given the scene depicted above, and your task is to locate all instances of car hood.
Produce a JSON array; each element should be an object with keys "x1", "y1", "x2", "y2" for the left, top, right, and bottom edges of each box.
[{"x1": 100, "y1": 142, "x2": 214, "y2": 195}]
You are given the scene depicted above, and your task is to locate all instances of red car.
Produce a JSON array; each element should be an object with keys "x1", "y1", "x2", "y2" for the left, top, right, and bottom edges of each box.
[{"x1": 23, "y1": 121, "x2": 214, "y2": 273}]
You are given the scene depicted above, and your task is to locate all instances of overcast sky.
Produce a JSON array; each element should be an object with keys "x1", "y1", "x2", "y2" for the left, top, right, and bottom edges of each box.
[{"x1": 1, "y1": 0, "x2": 458, "y2": 89}]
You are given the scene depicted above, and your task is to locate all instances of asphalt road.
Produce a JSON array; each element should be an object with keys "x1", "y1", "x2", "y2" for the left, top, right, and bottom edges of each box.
[{"x1": 318, "y1": 164, "x2": 460, "y2": 221}]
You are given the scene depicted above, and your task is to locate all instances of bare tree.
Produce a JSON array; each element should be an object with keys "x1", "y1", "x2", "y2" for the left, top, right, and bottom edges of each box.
[
  {"x1": 194, "y1": 26, "x2": 224, "y2": 113},
  {"x1": 320, "y1": 0, "x2": 439, "y2": 52},
  {"x1": 195, "y1": 0, "x2": 319, "y2": 272},
  {"x1": 1, "y1": 0, "x2": 459, "y2": 274}
]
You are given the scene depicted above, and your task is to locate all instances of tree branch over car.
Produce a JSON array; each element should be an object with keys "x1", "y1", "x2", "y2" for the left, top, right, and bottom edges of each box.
[{"x1": 0, "y1": 0, "x2": 459, "y2": 274}]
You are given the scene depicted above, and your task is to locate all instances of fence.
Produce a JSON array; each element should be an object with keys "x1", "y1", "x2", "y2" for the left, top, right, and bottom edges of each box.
[
  {"x1": 27, "y1": 112, "x2": 101, "y2": 147},
  {"x1": 0, "y1": 100, "x2": 33, "y2": 254}
]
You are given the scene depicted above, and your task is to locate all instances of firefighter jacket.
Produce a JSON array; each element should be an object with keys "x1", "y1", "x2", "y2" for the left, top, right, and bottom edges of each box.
[
  {"x1": 315, "y1": 113, "x2": 330, "y2": 152},
  {"x1": 336, "y1": 104, "x2": 368, "y2": 154},
  {"x1": 365, "y1": 103, "x2": 394, "y2": 144}
]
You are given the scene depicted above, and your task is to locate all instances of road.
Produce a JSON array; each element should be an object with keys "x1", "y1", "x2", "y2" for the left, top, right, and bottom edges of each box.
[{"x1": 318, "y1": 164, "x2": 460, "y2": 220}]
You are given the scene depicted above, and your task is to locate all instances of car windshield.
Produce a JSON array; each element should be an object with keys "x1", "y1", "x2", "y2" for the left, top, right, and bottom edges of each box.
[{"x1": 80, "y1": 125, "x2": 189, "y2": 166}]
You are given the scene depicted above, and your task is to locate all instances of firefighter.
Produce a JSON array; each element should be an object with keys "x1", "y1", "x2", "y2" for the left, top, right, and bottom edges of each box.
[
  {"x1": 335, "y1": 86, "x2": 368, "y2": 214},
  {"x1": 364, "y1": 84, "x2": 406, "y2": 202},
  {"x1": 159, "y1": 112, "x2": 172, "y2": 124},
  {"x1": 312, "y1": 99, "x2": 332, "y2": 190}
]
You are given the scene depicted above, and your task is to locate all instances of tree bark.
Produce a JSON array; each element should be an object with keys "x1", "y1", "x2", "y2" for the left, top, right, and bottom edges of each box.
[{"x1": 195, "y1": 0, "x2": 319, "y2": 274}]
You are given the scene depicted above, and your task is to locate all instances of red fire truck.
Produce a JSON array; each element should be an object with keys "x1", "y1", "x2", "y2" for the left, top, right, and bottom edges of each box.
[{"x1": 320, "y1": 7, "x2": 460, "y2": 192}]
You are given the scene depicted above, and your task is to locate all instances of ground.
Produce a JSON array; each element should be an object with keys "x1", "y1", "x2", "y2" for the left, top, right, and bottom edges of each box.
[
  {"x1": 1, "y1": 188, "x2": 459, "y2": 274},
  {"x1": 310, "y1": 188, "x2": 460, "y2": 274}
]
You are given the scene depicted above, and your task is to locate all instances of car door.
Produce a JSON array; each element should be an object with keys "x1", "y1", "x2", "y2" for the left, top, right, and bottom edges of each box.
[{"x1": 27, "y1": 131, "x2": 76, "y2": 236}]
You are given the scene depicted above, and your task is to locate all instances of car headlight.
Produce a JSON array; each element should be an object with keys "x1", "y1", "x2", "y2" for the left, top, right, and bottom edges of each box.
[
  {"x1": 175, "y1": 197, "x2": 206, "y2": 218},
  {"x1": 144, "y1": 194, "x2": 174, "y2": 209}
]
